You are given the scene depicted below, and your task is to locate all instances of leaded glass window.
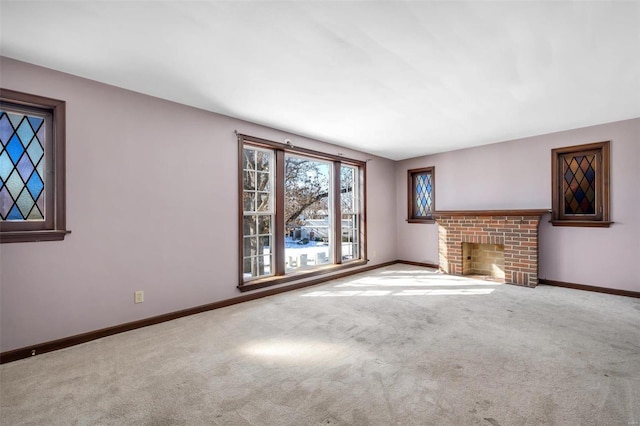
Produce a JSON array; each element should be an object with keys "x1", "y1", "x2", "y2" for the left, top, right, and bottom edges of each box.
[
  {"x1": 562, "y1": 154, "x2": 596, "y2": 215},
  {"x1": 551, "y1": 141, "x2": 611, "y2": 227},
  {"x1": 408, "y1": 167, "x2": 435, "y2": 223},
  {"x1": 0, "y1": 109, "x2": 46, "y2": 221},
  {"x1": 0, "y1": 89, "x2": 68, "y2": 243}
]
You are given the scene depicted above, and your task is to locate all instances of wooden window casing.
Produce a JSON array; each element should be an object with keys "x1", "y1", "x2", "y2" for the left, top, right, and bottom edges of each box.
[
  {"x1": 238, "y1": 134, "x2": 367, "y2": 291},
  {"x1": 408, "y1": 166, "x2": 435, "y2": 223},
  {"x1": 0, "y1": 89, "x2": 69, "y2": 243},
  {"x1": 551, "y1": 141, "x2": 611, "y2": 227}
]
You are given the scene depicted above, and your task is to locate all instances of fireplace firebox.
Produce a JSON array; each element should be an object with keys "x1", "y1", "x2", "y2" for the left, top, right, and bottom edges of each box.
[{"x1": 434, "y1": 210, "x2": 548, "y2": 287}]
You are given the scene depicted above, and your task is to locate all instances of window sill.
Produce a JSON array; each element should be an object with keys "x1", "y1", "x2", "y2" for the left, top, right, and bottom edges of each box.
[
  {"x1": 238, "y1": 259, "x2": 368, "y2": 292},
  {"x1": 0, "y1": 229, "x2": 71, "y2": 243},
  {"x1": 550, "y1": 220, "x2": 613, "y2": 228},
  {"x1": 407, "y1": 218, "x2": 435, "y2": 224}
]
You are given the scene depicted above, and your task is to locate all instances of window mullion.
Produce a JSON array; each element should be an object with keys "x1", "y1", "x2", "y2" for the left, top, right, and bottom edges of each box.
[
  {"x1": 332, "y1": 161, "x2": 342, "y2": 264},
  {"x1": 274, "y1": 149, "x2": 286, "y2": 276}
]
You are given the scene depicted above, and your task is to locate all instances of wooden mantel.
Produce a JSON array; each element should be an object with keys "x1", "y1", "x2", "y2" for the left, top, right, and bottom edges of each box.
[{"x1": 432, "y1": 209, "x2": 550, "y2": 217}]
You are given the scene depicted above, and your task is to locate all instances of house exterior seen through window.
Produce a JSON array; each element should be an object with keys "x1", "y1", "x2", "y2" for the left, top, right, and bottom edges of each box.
[{"x1": 239, "y1": 134, "x2": 366, "y2": 289}]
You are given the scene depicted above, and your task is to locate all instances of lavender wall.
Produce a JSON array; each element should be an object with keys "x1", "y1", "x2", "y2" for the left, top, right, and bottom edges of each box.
[
  {"x1": 396, "y1": 118, "x2": 640, "y2": 292},
  {"x1": 0, "y1": 58, "x2": 398, "y2": 352},
  {"x1": 2, "y1": 56, "x2": 636, "y2": 354}
]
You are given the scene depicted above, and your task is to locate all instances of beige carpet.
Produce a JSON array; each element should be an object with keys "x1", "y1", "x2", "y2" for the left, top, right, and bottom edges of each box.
[{"x1": 1, "y1": 264, "x2": 639, "y2": 425}]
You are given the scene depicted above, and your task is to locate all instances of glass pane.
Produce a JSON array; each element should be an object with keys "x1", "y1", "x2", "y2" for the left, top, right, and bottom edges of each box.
[
  {"x1": 242, "y1": 145, "x2": 275, "y2": 282},
  {"x1": 243, "y1": 148, "x2": 255, "y2": 170},
  {"x1": 0, "y1": 113, "x2": 13, "y2": 146},
  {"x1": 27, "y1": 205, "x2": 43, "y2": 220},
  {"x1": 243, "y1": 236, "x2": 255, "y2": 257},
  {"x1": 562, "y1": 154, "x2": 597, "y2": 215},
  {"x1": 341, "y1": 210, "x2": 360, "y2": 262},
  {"x1": 260, "y1": 255, "x2": 271, "y2": 275},
  {"x1": 0, "y1": 109, "x2": 46, "y2": 222},
  {"x1": 6, "y1": 134, "x2": 24, "y2": 163},
  {"x1": 0, "y1": 186, "x2": 12, "y2": 218},
  {"x1": 414, "y1": 172, "x2": 433, "y2": 217},
  {"x1": 36, "y1": 192, "x2": 44, "y2": 215},
  {"x1": 342, "y1": 213, "x2": 358, "y2": 229},
  {"x1": 243, "y1": 215, "x2": 256, "y2": 237},
  {"x1": 250, "y1": 257, "x2": 259, "y2": 278},
  {"x1": 243, "y1": 170, "x2": 255, "y2": 190},
  {"x1": 341, "y1": 165, "x2": 357, "y2": 214},
  {"x1": 243, "y1": 191, "x2": 256, "y2": 212},
  {"x1": 341, "y1": 228, "x2": 355, "y2": 243},
  {"x1": 243, "y1": 257, "x2": 253, "y2": 276},
  {"x1": 256, "y1": 171, "x2": 270, "y2": 191},
  {"x1": 16, "y1": 119, "x2": 34, "y2": 147},
  {"x1": 342, "y1": 244, "x2": 357, "y2": 261},
  {"x1": 258, "y1": 215, "x2": 271, "y2": 235},
  {"x1": 26, "y1": 136, "x2": 44, "y2": 165},
  {"x1": 16, "y1": 154, "x2": 34, "y2": 182},
  {"x1": 5, "y1": 169, "x2": 23, "y2": 199},
  {"x1": 16, "y1": 190, "x2": 35, "y2": 218},
  {"x1": 285, "y1": 154, "x2": 333, "y2": 270},
  {"x1": 259, "y1": 235, "x2": 271, "y2": 255},
  {"x1": 26, "y1": 172, "x2": 44, "y2": 200},
  {"x1": 0, "y1": 151, "x2": 12, "y2": 181},
  {"x1": 256, "y1": 151, "x2": 271, "y2": 172},
  {"x1": 257, "y1": 192, "x2": 270, "y2": 212},
  {"x1": 243, "y1": 253, "x2": 274, "y2": 279}
]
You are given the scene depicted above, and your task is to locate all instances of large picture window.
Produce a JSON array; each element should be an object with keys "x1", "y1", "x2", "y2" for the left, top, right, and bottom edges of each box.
[
  {"x1": 551, "y1": 141, "x2": 611, "y2": 227},
  {"x1": 0, "y1": 89, "x2": 68, "y2": 243},
  {"x1": 239, "y1": 134, "x2": 366, "y2": 289}
]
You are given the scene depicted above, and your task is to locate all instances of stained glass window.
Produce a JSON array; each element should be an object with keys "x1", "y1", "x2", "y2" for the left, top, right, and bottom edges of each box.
[
  {"x1": 562, "y1": 154, "x2": 596, "y2": 215},
  {"x1": 415, "y1": 173, "x2": 433, "y2": 216},
  {"x1": 0, "y1": 109, "x2": 46, "y2": 221},
  {"x1": 408, "y1": 167, "x2": 435, "y2": 222},
  {"x1": 0, "y1": 89, "x2": 68, "y2": 243},
  {"x1": 551, "y1": 141, "x2": 611, "y2": 227}
]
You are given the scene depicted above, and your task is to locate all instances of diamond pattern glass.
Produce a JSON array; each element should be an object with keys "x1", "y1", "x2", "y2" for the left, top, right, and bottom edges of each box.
[
  {"x1": 415, "y1": 172, "x2": 433, "y2": 217},
  {"x1": 562, "y1": 154, "x2": 596, "y2": 215},
  {"x1": 0, "y1": 109, "x2": 45, "y2": 221}
]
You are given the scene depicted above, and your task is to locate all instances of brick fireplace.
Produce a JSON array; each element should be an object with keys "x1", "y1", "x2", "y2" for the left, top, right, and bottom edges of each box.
[{"x1": 434, "y1": 210, "x2": 548, "y2": 287}]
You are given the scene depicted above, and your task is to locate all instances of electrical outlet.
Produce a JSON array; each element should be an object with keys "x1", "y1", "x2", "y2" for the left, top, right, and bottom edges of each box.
[{"x1": 134, "y1": 291, "x2": 144, "y2": 304}]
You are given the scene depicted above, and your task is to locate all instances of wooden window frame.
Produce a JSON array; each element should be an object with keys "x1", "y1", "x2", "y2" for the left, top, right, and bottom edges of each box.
[
  {"x1": 0, "y1": 89, "x2": 69, "y2": 243},
  {"x1": 551, "y1": 141, "x2": 612, "y2": 227},
  {"x1": 237, "y1": 134, "x2": 367, "y2": 291},
  {"x1": 407, "y1": 166, "x2": 435, "y2": 223}
]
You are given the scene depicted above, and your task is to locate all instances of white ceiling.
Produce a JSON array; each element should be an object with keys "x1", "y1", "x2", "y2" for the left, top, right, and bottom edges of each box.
[{"x1": 1, "y1": 1, "x2": 639, "y2": 160}]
